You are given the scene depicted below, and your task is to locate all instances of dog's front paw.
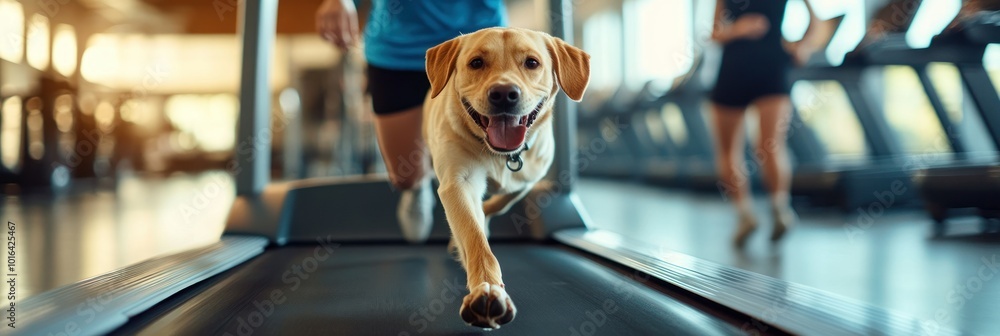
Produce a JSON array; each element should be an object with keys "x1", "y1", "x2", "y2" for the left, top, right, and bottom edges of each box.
[{"x1": 459, "y1": 282, "x2": 516, "y2": 329}]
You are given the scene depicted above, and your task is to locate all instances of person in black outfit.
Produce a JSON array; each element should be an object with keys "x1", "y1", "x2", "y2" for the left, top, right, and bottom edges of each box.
[{"x1": 709, "y1": 0, "x2": 821, "y2": 247}]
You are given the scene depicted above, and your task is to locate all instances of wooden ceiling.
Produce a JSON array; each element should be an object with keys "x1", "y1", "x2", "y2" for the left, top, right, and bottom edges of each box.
[
  {"x1": 133, "y1": 0, "x2": 599, "y2": 35},
  {"x1": 23, "y1": 0, "x2": 601, "y2": 36},
  {"x1": 139, "y1": 0, "x2": 325, "y2": 34}
]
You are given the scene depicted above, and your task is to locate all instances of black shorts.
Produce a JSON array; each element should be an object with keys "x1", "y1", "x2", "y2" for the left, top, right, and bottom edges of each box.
[
  {"x1": 710, "y1": 45, "x2": 792, "y2": 109},
  {"x1": 367, "y1": 64, "x2": 431, "y2": 115}
]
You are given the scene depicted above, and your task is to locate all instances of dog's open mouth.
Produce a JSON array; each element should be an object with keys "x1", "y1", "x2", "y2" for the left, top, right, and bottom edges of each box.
[{"x1": 463, "y1": 98, "x2": 545, "y2": 152}]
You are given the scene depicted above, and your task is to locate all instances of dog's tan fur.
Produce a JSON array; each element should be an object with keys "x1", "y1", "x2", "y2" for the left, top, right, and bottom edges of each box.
[{"x1": 421, "y1": 27, "x2": 590, "y2": 328}]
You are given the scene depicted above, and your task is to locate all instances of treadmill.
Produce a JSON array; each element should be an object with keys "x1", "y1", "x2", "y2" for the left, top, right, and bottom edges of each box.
[
  {"x1": 911, "y1": 11, "x2": 1000, "y2": 234},
  {"x1": 578, "y1": 81, "x2": 662, "y2": 181},
  {"x1": 14, "y1": 1, "x2": 958, "y2": 335},
  {"x1": 639, "y1": 53, "x2": 729, "y2": 192},
  {"x1": 787, "y1": 8, "x2": 938, "y2": 210}
]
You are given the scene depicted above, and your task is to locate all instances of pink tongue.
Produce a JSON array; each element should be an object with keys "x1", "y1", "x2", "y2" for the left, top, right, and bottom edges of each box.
[{"x1": 486, "y1": 115, "x2": 527, "y2": 151}]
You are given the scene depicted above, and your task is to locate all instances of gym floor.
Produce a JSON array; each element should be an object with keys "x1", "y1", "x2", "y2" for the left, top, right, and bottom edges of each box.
[
  {"x1": 578, "y1": 179, "x2": 1000, "y2": 335},
  {"x1": 3, "y1": 172, "x2": 998, "y2": 334}
]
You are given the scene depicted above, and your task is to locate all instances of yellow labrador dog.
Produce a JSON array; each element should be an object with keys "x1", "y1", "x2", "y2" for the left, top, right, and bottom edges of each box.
[{"x1": 395, "y1": 27, "x2": 589, "y2": 329}]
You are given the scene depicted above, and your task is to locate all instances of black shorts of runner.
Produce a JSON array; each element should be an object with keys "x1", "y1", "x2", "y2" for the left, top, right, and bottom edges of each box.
[{"x1": 367, "y1": 64, "x2": 432, "y2": 115}]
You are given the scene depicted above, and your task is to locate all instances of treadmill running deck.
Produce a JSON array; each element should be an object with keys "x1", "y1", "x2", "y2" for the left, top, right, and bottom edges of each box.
[{"x1": 112, "y1": 244, "x2": 750, "y2": 335}]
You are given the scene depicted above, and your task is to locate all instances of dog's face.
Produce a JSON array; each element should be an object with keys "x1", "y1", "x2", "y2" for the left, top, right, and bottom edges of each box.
[{"x1": 426, "y1": 28, "x2": 590, "y2": 154}]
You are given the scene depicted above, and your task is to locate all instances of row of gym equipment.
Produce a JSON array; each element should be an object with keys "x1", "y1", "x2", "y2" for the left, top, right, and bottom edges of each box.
[{"x1": 576, "y1": 9, "x2": 1000, "y2": 235}]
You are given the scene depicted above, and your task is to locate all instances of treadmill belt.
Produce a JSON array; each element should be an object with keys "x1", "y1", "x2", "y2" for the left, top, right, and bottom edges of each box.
[{"x1": 113, "y1": 244, "x2": 748, "y2": 335}]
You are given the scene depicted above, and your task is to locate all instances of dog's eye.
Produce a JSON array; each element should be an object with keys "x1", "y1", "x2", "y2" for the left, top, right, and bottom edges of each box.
[
  {"x1": 469, "y1": 58, "x2": 484, "y2": 69},
  {"x1": 524, "y1": 57, "x2": 540, "y2": 70}
]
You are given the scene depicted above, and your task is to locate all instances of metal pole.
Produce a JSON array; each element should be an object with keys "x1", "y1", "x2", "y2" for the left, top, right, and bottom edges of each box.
[
  {"x1": 549, "y1": 0, "x2": 577, "y2": 192},
  {"x1": 235, "y1": 0, "x2": 278, "y2": 195},
  {"x1": 958, "y1": 64, "x2": 1000, "y2": 149},
  {"x1": 915, "y1": 64, "x2": 965, "y2": 154}
]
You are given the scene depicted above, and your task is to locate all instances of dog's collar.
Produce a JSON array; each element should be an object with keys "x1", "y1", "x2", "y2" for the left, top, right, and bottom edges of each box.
[{"x1": 505, "y1": 131, "x2": 539, "y2": 172}]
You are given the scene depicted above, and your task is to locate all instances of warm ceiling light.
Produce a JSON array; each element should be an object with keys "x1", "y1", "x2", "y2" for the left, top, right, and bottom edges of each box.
[
  {"x1": 25, "y1": 97, "x2": 44, "y2": 160},
  {"x1": 81, "y1": 34, "x2": 289, "y2": 92},
  {"x1": 53, "y1": 24, "x2": 77, "y2": 76},
  {"x1": 81, "y1": 34, "x2": 120, "y2": 85},
  {"x1": 26, "y1": 13, "x2": 51, "y2": 70},
  {"x1": 0, "y1": 0, "x2": 25, "y2": 63},
  {"x1": 54, "y1": 94, "x2": 74, "y2": 133},
  {"x1": 95, "y1": 101, "x2": 116, "y2": 132}
]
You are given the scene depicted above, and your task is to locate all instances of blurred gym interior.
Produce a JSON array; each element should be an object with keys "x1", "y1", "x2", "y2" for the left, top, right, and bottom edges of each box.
[{"x1": 2, "y1": 0, "x2": 999, "y2": 334}]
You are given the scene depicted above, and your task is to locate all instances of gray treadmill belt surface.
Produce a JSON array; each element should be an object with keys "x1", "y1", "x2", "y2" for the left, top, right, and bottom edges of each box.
[{"x1": 111, "y1": 244, "x2": 752, "y2": 335}]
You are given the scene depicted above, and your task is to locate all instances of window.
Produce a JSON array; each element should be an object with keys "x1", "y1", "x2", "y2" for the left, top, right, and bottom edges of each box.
[
  {"x1": 583, "y1": 10, "x2": 623, "y2": 90},
  {"x1": 792, "y1": 81, "x2": 868, "y2": 156},
  {"x1": 660, "y1": 103, "x2": 688, "y2": 147},
  {"x1": 0, "y1": 0, "x2": 24, "y2": 63},
  {"x1": 987, "y1": 44, "x2": 1000, "y2": 94},
  {"x1": 882, "y1": 66, "x2": 950, "y2": 154},
  {"x1": 52, "y1": 24, "x2": 77, "y2": 76},
  {"x1": 623, "y1": 0, "x2": 693, "y2": 88},
  {"x1": 927, "y1": 62, "x2": 999, "y2": 154},
  {"x1": 164, "y1": 94, "x2": 238, "y2": 152},
  {"x1": 801, "y1": 0, "x2": 867, "y2": 66},
  {"x1": 782, "y1": 0, "x2": 810, "y2": 42},
  {"x1": 906, "y1": 0, "x2": 960, "y2": 49},
  {"x1": 26, "y1": 13, "x2": 50, "y2": 70}
]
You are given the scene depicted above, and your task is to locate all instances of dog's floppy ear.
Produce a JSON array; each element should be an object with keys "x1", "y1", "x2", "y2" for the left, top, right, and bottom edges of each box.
[
  {"x1": 426, "y1": 37, "x2": 462, "y2": 99},
  {"x1": 546, "y1": 37, "x2": 591, "y2": 101}
]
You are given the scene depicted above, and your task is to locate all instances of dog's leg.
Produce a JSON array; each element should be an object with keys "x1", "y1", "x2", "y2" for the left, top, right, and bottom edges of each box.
[
  {"x1": 437, "y1": 170, "x2": 516, "y2": 329},
  {"x1": 483, "y1": 189, "x2": 530, "y2": 217},
  {"x1": 481, "y1": 189, "x2": 530, "y2": 241}
]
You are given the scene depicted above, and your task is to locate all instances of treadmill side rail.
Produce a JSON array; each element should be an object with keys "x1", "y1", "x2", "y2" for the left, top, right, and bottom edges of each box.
[
  {"x1": 14, "y1": 236, "x2": 268, "y2": 336},
  {"x1": 554, "y1": 228, "x2": 962, "y2": 336}
]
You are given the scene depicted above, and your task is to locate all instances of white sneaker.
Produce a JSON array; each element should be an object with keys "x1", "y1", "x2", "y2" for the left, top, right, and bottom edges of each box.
[
  {"x1": 397, "y1": 179, "x2": 435, "y2": 243},
  {"x1": 733, "y1": 207, "x2": 758, "y2": 248},
  {"x1": 771, "y1": 204, "x2": 797, "y2": 242}
]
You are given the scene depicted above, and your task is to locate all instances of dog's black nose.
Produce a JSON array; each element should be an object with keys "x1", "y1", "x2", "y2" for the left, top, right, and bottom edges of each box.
[{"x1": 488, "y1": 84, "x2": 520, "y2": 109}]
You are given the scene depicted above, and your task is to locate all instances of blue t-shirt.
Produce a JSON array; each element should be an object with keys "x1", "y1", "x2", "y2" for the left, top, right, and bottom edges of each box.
[{"x1": 363, "y1": 0, "x2": 507, "y2": 71}]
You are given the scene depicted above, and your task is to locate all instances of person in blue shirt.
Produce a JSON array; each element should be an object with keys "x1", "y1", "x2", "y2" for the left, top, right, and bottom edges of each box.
[{"x1": 317, "y1": 0, "x2": 506, "y2": 242}]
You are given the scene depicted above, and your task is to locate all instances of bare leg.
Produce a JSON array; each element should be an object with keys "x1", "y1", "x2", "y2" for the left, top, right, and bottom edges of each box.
[
  {"x1": 752, "y1": 95, "x2": 796, "y2": 241},
  {"x1": 374, "y1": 106, "x2": 427, "y2": 189},
  {"x1": 375, "y1": 106, "x2": 435, "y2": 243},
  {"x1": 711, "y1": 103, "x2": 757, "y2": 246}
]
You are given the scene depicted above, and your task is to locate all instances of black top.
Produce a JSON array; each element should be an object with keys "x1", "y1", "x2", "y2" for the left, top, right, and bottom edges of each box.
[
  {"x1": 711, "y1": 0, "x2": 792, "y2": 107},
  {"x1": 721, "y1": 0, "x2": 790, "y2": 69}
]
